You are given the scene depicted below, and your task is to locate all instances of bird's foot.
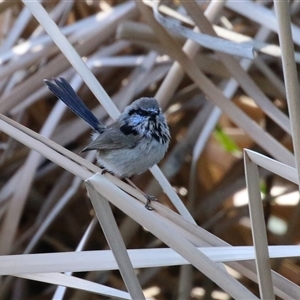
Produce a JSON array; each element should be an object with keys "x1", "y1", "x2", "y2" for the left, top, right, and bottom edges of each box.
[
  {"x1": 101, "y1": 169, "x2": 114, "y2": 176},
  {"x1": 145, "y1": 194, "x2": 158, "y2": 211}
]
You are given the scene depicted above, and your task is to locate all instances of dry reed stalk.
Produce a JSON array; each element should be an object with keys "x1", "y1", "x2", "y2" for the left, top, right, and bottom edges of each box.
[{"x1": 0, "y1": 1, "x2": 300, "y2": 299}]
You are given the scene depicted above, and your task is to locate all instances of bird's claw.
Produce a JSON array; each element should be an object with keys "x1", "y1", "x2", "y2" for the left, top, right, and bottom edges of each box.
[
  {"x1": 145, "y1": 194, "x2": 158, "y2": 211},
  {"x1": 101, "y1": 169, "x2": 114, "y2": 176}
]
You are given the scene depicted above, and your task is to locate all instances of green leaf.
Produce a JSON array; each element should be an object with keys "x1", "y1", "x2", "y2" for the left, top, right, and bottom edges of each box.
[{"x1": 214, "y1": 125, "x2": 241, "y2": 154}]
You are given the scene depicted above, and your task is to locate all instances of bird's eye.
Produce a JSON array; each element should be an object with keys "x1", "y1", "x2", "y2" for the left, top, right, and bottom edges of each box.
[{"x1": 129, "y1": 108, "x2": 154, "y2": 117}]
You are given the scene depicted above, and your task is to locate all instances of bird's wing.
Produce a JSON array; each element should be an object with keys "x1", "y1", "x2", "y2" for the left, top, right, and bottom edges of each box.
[
  {"x1": 83, "y1": 125, "x2": 141, "y2": 151},
  {"x1": 44, "y1": 77, "x2": 104, "y2": 132}
]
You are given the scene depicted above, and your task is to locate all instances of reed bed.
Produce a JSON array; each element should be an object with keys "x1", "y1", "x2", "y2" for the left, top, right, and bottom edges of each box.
[{"x1": 0, "y1": 1, "x2": 300, "y2": 299}]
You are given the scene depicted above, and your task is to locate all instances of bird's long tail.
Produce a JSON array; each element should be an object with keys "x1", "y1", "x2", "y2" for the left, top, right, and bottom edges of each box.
[{"x1": 44, "y1": 77, "x2": 104, "y2": 133}]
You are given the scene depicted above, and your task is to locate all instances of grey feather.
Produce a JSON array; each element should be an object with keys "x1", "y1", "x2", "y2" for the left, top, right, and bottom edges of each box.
[{"x1": 82, "y1": 124, "x2": 139, "y2": 151}]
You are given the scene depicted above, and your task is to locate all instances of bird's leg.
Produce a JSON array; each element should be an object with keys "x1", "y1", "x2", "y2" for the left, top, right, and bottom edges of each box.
[{"x1": 124, "y1": 178, "x2": 158, "y2": 210}]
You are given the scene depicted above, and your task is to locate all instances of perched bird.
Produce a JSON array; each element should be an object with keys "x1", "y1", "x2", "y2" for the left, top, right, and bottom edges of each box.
[{"x1": 44, "y1": 77, "x2": 170, "y2": 209}]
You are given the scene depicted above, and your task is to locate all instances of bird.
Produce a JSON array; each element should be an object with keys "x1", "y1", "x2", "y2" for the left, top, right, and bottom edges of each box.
[{"x1": 44, "y1": 77, "x2": 170, "y2": 209}]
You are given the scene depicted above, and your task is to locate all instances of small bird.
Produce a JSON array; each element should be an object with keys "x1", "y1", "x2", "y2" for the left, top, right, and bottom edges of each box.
[{"x1": 44, "y1": 77, "x2": 170, "y2": 209}]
